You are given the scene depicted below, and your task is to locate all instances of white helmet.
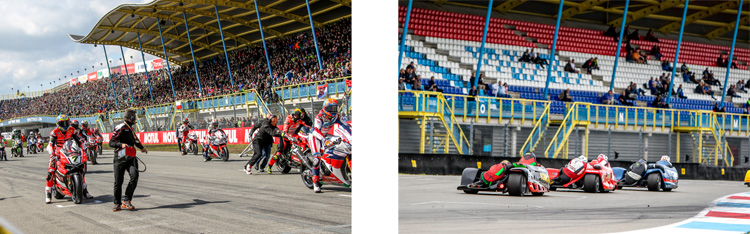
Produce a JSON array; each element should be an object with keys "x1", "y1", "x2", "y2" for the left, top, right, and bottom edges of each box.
[
  {"x1": 660, "y1": 155, "x2": 671, "y2": 162},
  {"x1": 597, "y1": 154, "x2": 608, "y2": 162}
]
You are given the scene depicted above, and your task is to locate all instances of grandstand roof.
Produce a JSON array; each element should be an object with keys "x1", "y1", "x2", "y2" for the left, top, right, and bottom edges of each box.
[
  {"x1": 69, "y1": 0, "x2": 351, "y2": 65},
  {"x1": 418, "y1": 0, "x2": 749, "y2": 44}
]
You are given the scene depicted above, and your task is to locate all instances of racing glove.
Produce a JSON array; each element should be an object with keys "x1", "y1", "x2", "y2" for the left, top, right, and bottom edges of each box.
[{"x1": 46, "y1": 172, "x2": 52, "y2": 181}]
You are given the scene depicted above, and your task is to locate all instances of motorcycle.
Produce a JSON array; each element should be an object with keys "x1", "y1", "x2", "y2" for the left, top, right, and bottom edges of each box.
[
  {"x1": 275, "y1": 132, "x2": 309, "y2": 174},
  {"x1": 300, "y1": 124, "x2": 352, "y2": 190},
  {"x1": 85, "y1": 136, "x2": 98, "y2": 165},
  {"x1": 457, "y1": 154, "x2": 550, "y2": 196},
  {"x1": 203, "y1": 131, "x2": 229, "y2": 162},
  {"x1": 546, "y1": 155, "x2": 618, "y2": 193},
  {"x1": 28, "y1": 138, "x2": 37, "y2": 154},
  {"x1": 36, "y1": 138, "x2": 44, "y2": 154},
  {"x1": 183, "y1": 132, "x2": 199, "y2": 155},
  {"x1": 95, "y1": 135, "x2": 103, "y2": 155},
  {"x1": 11, "y1": 139, "x2": 23, "y2": 158},
  {"x1": 612, "y1": 156, "x2": 678, "y2": 192},
  {"x1": 51, "y1": 140, "x2": 87, "y2": 204},
  {"x1": 0, "y1": 140, "x2": 7, "y2": 161}
]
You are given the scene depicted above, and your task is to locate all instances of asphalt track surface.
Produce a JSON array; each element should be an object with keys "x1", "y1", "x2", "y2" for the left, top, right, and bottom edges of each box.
[
  {"x1": 399, "y1": 174, "x2": 750, "y2": 234},
  {"x1": 0, "y1": 149, "x2": 351, "y2": 233}
]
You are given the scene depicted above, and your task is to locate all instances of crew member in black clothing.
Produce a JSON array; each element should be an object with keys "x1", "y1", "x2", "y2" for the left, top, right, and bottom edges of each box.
[
  {"x1": 109, "y1": 109, "x2": 147, "y2": 211},
  {"x1": 243, "y1": 115, "x2": 285, "y2": 175}
]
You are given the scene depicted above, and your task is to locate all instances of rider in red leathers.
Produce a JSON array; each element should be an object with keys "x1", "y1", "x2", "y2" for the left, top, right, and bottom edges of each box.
[
  {"x1": 267, "y1": 109, "x2": 307, "y2": 174},
  {"x1": 308, "y1": 99, "x2": 351, "y2": 193},
  {"x1": 45, "y1": 115, "x2": 92, "y2": 203}
]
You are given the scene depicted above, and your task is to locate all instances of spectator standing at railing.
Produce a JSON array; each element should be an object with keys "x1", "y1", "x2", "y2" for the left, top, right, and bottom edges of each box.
[
  {"x1": 600, "y1": 90, "x2": 614, "y2": 105},
  {"x1": 468, "y1": 87, "x2": 477, "y2": 102}
]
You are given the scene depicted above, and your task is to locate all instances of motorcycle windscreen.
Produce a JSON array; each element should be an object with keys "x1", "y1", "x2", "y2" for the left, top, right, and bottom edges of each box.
[{"x1": 212, "y1": 132, "x2": 227, "y2": 145}]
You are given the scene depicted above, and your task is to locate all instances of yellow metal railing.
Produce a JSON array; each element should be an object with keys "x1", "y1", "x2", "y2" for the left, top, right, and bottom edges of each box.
[
  {"x1": 544, "y1": 103, "x2": 580, "y2": 159},
  {"x1": 398, "y1": 90, "x2": 471, "y2": 154},
  {"x1": 271, "y1": 77, "x2": 350, "y2": 102},
  {"x1": 519, "y1": 103, "x2": 550, "y2": 157}
]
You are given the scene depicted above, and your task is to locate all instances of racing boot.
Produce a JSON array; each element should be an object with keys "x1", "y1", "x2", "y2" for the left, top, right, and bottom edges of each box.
[
  {"x1": 268, "y1": 154, "x2": 279, "y2": 168},
  {"x1": 244, "y1": 164, "x2": 253, "y2": 175},
  {"x1": 83, "y1": 183, "x2": 93, "y2": 199},
  {"x1": 313, "y1": 175, "x2": 321, "y2": 193},
  {"x1": 267, "y1": 166, "x2": 272, "y2": 174},
  {"x1": 45, "y1": 187, "x2": 52, "y2": 204}
]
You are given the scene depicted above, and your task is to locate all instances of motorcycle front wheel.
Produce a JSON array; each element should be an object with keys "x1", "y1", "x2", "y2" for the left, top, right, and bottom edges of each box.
[
  {"x1": 276, "y1": 158, "x2": 293, "y2": 174},
  {"x1": 70, "y1": 173, "x2": 84, "y2": 204},
  {"x1": 91, "y1": 149, "x2": 98, "y2": 165},
  {"x1": 222, "y1": 148, "x2": 229, "y2": 161},
  {"x1": 300, "y1": 166, "x2": 315, "y2": 189},
  {"x1": 192, "y1": 143, "x2": 198, "y2": 155},
  {"x1": 340, "y1": 155, "x2": 352, "y2": 186}
]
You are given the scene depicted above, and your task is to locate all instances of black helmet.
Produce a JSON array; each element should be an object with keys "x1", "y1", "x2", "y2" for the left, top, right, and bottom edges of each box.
[
  {"x1": 124, "y1": 109, "x2": 137, "y2": 123},
  {"x1": 81, "y1": 120, "x2": 89, "y2": 128},
  {"x1": 211, "y1": 120, "x2": 219, "y2": 129},
  {"x1": 71, "y1": 119, "x2": 80, "y2": 130}
]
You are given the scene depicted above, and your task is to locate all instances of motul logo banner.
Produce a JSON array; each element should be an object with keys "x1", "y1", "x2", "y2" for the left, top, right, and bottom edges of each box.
[
  {"x1": 87, "y1": 72, "x2": 97, "y2": 81},
  {"x1": 152, "y1": 59, "x2": 163, "y2": 70}
]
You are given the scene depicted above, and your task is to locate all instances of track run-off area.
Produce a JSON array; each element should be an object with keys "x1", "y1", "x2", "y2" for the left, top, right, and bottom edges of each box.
[
  {"x1": 400, "y1": 175, "x2": 750, "y2": 234},
  {"x1": 0, "y1": 150, "x2": 350, "y2": 233}
]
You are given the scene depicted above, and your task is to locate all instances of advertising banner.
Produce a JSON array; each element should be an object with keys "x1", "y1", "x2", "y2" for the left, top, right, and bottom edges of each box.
[
  {"x1": 151, "y1": 59, "x2": 163, "y2": 70},
  {"x1": 87, "y1": 72, "x2": 98, "y2": 81},
  {"x1": 100, "y1": 127, "x2": 266, "y2": 145},
  {"x1": 127, "y1": 63, "x2": 135, "y2": 74},
  {"x1": 120, "y1": 65, "x2": 126, "y2": 74},
  {"x1": 78, "y1": 75, "x2": 87, "y2": 84},
  {"x1": 70, "y1": 78, "x2": 78, "y2": 86}
]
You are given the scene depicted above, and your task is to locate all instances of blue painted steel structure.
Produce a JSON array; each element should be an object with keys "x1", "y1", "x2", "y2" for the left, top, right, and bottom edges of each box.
[
  {"x1": 472, "y1": 0, "x2": 494, "y2": 89},
  {"x1": 119, "y1": 46, "x2": 135, "y2": 102},
  {"x1": 214, "y1": 5, "x2": 234, "y2": 86},
  {"x1": 719, "y1": 0, "x2": 744, "y2": 107},
  {"x1": 254, "y1": 1, "x2": 274, "y2": 79},
  {"x1": 542, "y1": 0, "x2": 565, "y2": 99},
  {"x1": 102, "y1": 45, "x2": 119, "y2": 107},
  {"x1": 183, "y1": 12, "x2": 203, "y2": 94},
  {"x1": 156, "y1": 17, "x2": 177, "y2": 98},
  {"x1": 665, "y1": 0, "x2": 690, "y2": 105},
  {"x1": 305, "y1": 0, "x2": 323, "y2": 70},
  {"x1": 136, "y1": 32, "x2": 154, "y2": 100},
  {"x1": 609, "y1": 0, "x2": 630, "y2": 91},
  {"x1": 397, "y1": 0, "x2": 413, "y2": 75}
]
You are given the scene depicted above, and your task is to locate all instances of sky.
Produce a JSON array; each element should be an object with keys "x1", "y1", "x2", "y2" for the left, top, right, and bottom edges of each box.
[{"x1": 0, "y1": 0, "x2": 159, "y2": 93}]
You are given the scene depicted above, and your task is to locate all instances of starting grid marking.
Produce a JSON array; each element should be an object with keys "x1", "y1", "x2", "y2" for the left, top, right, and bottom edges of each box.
[
  {"x1": 618, "y1": 192, "x2": 750, "y2": 234},
  {"x1": 55, "y1": 200, "x2": 103, "y2": 208}
]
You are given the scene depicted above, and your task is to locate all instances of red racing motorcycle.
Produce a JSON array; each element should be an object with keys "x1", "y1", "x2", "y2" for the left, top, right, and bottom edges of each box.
[
  {"x1": 300, "y1": 124, "x2": 352, "y2": 190},
  {"x1": 51, "y1": 140, "x2": 87, "y2": 204},
  {"x1": 203, "y1": 131, "x2": 229, "y2": 162}
]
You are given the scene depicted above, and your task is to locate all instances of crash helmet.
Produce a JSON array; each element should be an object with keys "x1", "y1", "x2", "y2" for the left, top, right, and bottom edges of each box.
[
  {"x1": 12, "y1": 129, "x2": 20, "y2": 135},
  {"x1": 183, "y1": 118, "x2": 189, "y2": 124},
  {"x1": 597, "y1": 154, "x2": 608, "y2": 162},
  {"x1": 93, "y1": 128, "x2": 99, "y2": 133},
  {"x1": 81, "y1": 120, "x2": 89, "y2": 129},
  {"x1": 322, "y1": 98, "x2": 338, "y2": 117},
  {"x1": 211, "y1": 120, "x2": 219, "y2": 130},
  {"x1": 577, "y1": 155, "x2": 588, "y2": 162},
  {"x1": 56, "y1": 115, "x2": 70, "y2": 131},
  {"x1": 70, "y1": 119, "x2": 80, "y2": 130},
  {"x1": 292, "y1": 109, "x2": 302, "y2": 121},
  {"x1": 519, "y1": 152, "x2": 538, "y2": 166},
  {"x1": 660, "y1": 155, "x2": 671, "y2": 162}
]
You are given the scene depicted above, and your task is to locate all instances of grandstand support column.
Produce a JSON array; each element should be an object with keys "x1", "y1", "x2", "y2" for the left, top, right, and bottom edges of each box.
[
  {"x1": 214, "y1": 5, "x2": 234, "y2": 87},
  {"x1": 136, "y1": 32, "x2": 154, "y2": 100},
  {"x1": 305, "y1": 0, "x2": 323, "y2": 70},
  {"x1": 609, "y1": 0, "x2": 630, "y2": 91},
  {"x1": 156, "y1": 17, "x2": 177, "y2": 99},
  {"x1": 397, "y1": 0, "x2": 413, "y2": 74},
  {"x1": 252, "y1": 2, "x2": 273, "y2": 79},
  {"x1": 101, "y1": 45, "x2": 119, "y2": 107},
  {"x1": 472, "y1": 0, "x2": 494, "y2": 89},
  {"x1": 665, "y1": 0, "x2": 690, "y2": 105},
  {"x1": 719, "y1": 0, "x2": 744, "y2": 107},
  {"x1": 119, "y1": 46, "x2": 135, "y2": 103},
  {"x1": 543, "y1": 0, "x2": 565, "y2": 99},
  {"x1": 183, "y1": 12, "x2": 203, "y2": 94}
]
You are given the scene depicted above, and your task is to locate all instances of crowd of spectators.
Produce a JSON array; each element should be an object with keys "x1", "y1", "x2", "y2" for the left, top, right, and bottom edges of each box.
[{"x1": 0, "y1": 19, "x2": 351, "y2": 121}]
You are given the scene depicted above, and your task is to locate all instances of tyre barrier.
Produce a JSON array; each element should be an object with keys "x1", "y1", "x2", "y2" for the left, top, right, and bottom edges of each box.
[{"x1": 399, "y1": 153, "x2": 749, "y2": 181}]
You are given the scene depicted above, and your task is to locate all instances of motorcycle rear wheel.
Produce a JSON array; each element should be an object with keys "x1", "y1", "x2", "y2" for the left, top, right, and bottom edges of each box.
[
  {"x1": 647, "y1": 173, "x2": 661, "y2": 191},
  {"x1": 584, "y1": 174, "x2": 601, "y2": 193}
]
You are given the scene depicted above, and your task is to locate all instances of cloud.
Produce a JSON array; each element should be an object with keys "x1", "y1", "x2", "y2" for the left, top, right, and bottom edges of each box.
[{"x1": 0, "y1": 0, "x2": 156, "y2": 91}]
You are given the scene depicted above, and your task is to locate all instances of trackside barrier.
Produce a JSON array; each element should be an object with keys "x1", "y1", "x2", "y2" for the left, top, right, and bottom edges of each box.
[{"x1": 399, "y1": 153, "x2": 749, "y2": 181}]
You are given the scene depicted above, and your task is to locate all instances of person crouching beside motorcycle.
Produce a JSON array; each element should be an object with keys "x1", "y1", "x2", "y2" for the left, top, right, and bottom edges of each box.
[
  {"x1": 308, "y1": 98, "x2": 351, "y2": 193},
  {"x1": 267, "y1": 109, "x2": 307, "y2": 174},
  {"x1": 203, "y1": 120, "x2": 226, "y2": 162},
  {"x1": 46, "y1": 115, "x2": 92, "y2": 204},
  {"x1": 243, "y1": 115, "x2": 285, "y2": 175},
  {"x1": 110, "y1": 109, "x2": 147, "y2": 211}
]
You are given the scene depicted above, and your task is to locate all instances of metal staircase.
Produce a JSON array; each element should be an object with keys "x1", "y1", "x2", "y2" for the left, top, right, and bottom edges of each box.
[
  {"x1": 398, "y1": 91, "x2": 471, "y2": 154},
  {"x1": 519, "y1": 104, "x2": 550, "y2": 156},
  {"x1": 544, "y1": 104, "x2": 589, "y2": 159}
]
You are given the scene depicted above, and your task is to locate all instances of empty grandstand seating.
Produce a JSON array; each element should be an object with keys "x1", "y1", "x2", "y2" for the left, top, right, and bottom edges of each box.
[{"x1": 399, "y1": 7, "x2": 750, "y2": 114}]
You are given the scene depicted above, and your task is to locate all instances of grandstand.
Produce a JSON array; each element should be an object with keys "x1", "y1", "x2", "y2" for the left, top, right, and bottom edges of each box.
[
  {"x1": 398, "y1": 1, "x2": 750, "y2": 167},
  {"x1": 0, "y1": 0, "x2": 351, "y2": 135}
]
